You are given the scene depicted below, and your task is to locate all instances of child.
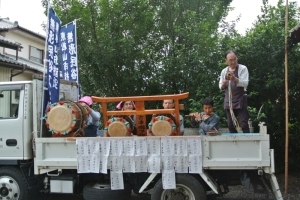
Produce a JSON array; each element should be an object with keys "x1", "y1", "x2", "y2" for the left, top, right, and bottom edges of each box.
[
  {"x1": 189, "y1": 97, "x2": 220, "y2": 135},
  {"x1": 78, "y1": 96, "x2": 101, "y2": 137},
  {"x1": 116, "y1": 101, "x2": 137, "y2": 135}
]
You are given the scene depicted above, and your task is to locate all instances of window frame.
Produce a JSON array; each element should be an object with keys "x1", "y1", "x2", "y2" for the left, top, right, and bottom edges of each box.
[{"x1": 29, "y1": 45, "x2": 44, "y2": 64}]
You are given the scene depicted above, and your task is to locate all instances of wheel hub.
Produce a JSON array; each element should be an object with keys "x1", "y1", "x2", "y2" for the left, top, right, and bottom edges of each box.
[
  {"x1": 171, "y1": 190, "x2": 186, "y2": 200},
  {"x1": 162, "y1": 185, "x2": 194, "y2": 200},
  {"x1": 0, "y1": 176, "x2": 20, "y2": 199},
  {"x1": 0, "y1": 186, "x2": 9, "y2": 196}
]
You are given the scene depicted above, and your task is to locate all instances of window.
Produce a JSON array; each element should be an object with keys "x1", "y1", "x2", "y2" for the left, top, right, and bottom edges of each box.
[
  {"x1": 30, "y1": 46, "x2": 44, "y2": 64},
  {"x1": 0, "y1": 85, "x2": 22, "y2": 119}
]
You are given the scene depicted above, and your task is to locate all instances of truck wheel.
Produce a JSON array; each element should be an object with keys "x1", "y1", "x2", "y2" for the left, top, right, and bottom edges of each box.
[
  {"x1": 0, "y1": 167, "x2": 28, "y2": 200},
  {"x1": 83, "y1": 182, "x2": 131, "y2": 200},
  {"x1": 151, "y1": 174, "x2": 207, "y2": 200}
]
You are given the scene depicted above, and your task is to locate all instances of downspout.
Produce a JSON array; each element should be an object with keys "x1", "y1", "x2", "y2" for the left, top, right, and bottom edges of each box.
[
  {"x1": 10, "y1": 65, "x2": 25, "y2": 81},
  {"x1": 10, "y1": 46, "x2": 25, "y2": 81}
]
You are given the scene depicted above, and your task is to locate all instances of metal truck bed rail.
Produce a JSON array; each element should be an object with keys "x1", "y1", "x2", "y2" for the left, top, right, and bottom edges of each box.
[{"x1": 34, "y1": 132, "x2": 270, "y2": 174}]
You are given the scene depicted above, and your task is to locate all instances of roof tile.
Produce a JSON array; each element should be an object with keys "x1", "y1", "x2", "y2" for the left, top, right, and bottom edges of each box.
[{"x1": 0, "y1": 35, "x2": 21, "y2": 47}]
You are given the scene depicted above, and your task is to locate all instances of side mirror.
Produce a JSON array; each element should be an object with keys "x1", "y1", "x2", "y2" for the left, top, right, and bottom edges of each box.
[{"x1": 0, "y1": 94, "x2": 4, "y2": 98}]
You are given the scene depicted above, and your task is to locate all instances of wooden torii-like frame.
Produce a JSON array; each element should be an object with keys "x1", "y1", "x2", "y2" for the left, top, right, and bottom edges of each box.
[{"x1": 92, "y1": 92, "x2": 189, "y2": 136}]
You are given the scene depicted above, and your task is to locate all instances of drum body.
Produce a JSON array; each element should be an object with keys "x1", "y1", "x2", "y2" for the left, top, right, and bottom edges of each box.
[
  {"x1": 45, "y1": 101, "x2": 89, "y2": 137},
  {"x1": 148, "y1": 115, "x2": 177, "y2": 136},
  {"x1": 104, "y1": 117, "x2": 132, "y2": 137}
]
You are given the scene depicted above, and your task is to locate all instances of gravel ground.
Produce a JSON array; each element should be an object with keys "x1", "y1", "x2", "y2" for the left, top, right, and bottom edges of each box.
[
  {"x1": 213, "y1": 173, "x2": 300, "y2": 200},
  {"x1": 276, "y1": 173, "x2": 300, "y2": 200}
]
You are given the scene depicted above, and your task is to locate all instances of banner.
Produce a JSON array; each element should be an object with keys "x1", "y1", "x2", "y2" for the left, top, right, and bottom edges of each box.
[
  {"x1": 59, "y1": 21, "x2": 78, "y2": 83},
  {"x1": 46, "y1": 7, "x2": 61, "y2": 104}
]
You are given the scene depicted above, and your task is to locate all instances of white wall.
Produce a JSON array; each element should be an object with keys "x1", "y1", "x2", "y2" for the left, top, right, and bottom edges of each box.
[
  {"x1": 3, "y1": 31, "x2": 44, "y2": 60},
  {"x1": 0, "y1": 67, "x2": 10, "y2": 82},
  {"x1": 0, "y1": 67, "x2": 32, "y2": 82},
  {"x1": 11, "y1": 72, "x2": 32, "y2": 81}
]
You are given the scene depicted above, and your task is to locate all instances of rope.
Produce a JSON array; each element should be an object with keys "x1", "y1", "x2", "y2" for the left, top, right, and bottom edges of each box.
[{"x1": 228, "y1": 80, "x2": 241, "y2": 131}]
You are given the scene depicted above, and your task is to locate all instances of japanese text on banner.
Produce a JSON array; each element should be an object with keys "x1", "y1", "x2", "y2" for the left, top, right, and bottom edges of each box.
[
  {"x1": 46, "y1": 7, "x2": 61, "y2": 104},
  {"x1": 59, "y1": 22, "x2": 78, "y2": 82}
]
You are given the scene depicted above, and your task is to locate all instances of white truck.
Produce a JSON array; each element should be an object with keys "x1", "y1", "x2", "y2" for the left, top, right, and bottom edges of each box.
[{"x1": 0, "y1": 79, "x2": 283, "y2": 200}]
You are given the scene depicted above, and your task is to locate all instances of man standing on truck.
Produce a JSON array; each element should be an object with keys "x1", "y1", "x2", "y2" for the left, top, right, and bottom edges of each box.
[
  {"x1": 162, "y1": 99, "x2": 184, "y2": 135},
  {"x1": 79, "y1": 96, "x2": 101, "y2": 137},
  {"x1": 219, "y1": 50, "x2": 250, "y2": 133}
]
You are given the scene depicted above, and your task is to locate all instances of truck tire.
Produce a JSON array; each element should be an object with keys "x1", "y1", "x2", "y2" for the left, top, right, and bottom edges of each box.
[
  {"x1": 151, "y1": 174, "x2": 207, "y2": 200},
  {"x1": 83, "y1": 182, "x2": 131, "y2": 200},
  {"x1": 0, "y1": 167, "x2": 28, "y2": 200}
]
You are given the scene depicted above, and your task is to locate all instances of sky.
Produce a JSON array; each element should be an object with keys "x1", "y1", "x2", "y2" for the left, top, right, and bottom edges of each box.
[
  {"x1": 0, "y1": 0, "x2": 299, "y2": 36},
  {"x1": 226, "y1": 0, "x2": 300, "y2": 35},
  {"x1": 0, "y1": 0, "x2": 47, "y2": 35}
]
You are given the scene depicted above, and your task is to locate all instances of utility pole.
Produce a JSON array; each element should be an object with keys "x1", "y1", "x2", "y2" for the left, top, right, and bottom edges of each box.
[
  {"x1": 284, "y1": 0, "x2": 289, "y2": 194},
  {"x1": 0, "y1": 0, "x2": 2, "y2": 18}
]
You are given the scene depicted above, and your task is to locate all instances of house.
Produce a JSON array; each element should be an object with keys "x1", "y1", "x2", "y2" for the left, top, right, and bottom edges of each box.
[{"x1": 0, "y1": 17, "x2": 45, "y2": 82}]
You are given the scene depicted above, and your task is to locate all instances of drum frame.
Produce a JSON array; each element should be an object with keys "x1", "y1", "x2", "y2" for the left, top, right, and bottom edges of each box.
[{"x1": 45, "y1": 101, "x2": 89, "y2": 137}]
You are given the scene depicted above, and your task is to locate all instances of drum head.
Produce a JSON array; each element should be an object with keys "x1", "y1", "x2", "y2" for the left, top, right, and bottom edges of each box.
[
  {"x1": 148, "y1": 116, "x2": 176, "y2": 136},
  {"x1": 104, "y1": 117, "x2": 131, "y2": 137},
  {"x1": 152, "y1": 120, "x2": 172, "y2": 136},
  {"x1": 46, "y1": 103, "x2": 74, "y2": 133}
]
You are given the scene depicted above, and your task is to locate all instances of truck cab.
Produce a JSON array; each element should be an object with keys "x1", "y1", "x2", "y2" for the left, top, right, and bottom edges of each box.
[{"x1": 0, "y1": 81, "x2": 34, "y2": 163}]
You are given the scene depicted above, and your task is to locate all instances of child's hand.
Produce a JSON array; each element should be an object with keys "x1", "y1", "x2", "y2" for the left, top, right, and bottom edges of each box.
[
  {"x1": 189, "y1": 112, "x2": 202, "y2": 122},
  {"x1": 189, "y1": 113, "x2": 196, "y2": 121},
  {"x1": 80, "y1": 102, "x2": 92, "y2": 114},
  {"x1": 203, "y1": 114, "x2": 210, "y2": 120},
  {"x1": 194, "y1": 113, "x2": 202, "y2": 121}
]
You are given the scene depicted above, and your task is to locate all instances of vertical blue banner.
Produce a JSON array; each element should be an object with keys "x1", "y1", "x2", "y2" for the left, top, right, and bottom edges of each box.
[
  {"x1": 60, "y1": 21, "x2": 78, "y2": 82},
  {"x1": 46, "y1": 8, "x2": 61, "y2": 104}
]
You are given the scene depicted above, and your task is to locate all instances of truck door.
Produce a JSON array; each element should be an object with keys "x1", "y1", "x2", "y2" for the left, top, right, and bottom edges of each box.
[{"x1": 0, "y1": 84, "x2": 24, "y2": 160}]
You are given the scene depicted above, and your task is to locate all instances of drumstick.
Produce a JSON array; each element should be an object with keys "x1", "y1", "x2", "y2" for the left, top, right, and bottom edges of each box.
[{"x1": 214, "y1": 127, "x2": 219, "y2": 133}]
